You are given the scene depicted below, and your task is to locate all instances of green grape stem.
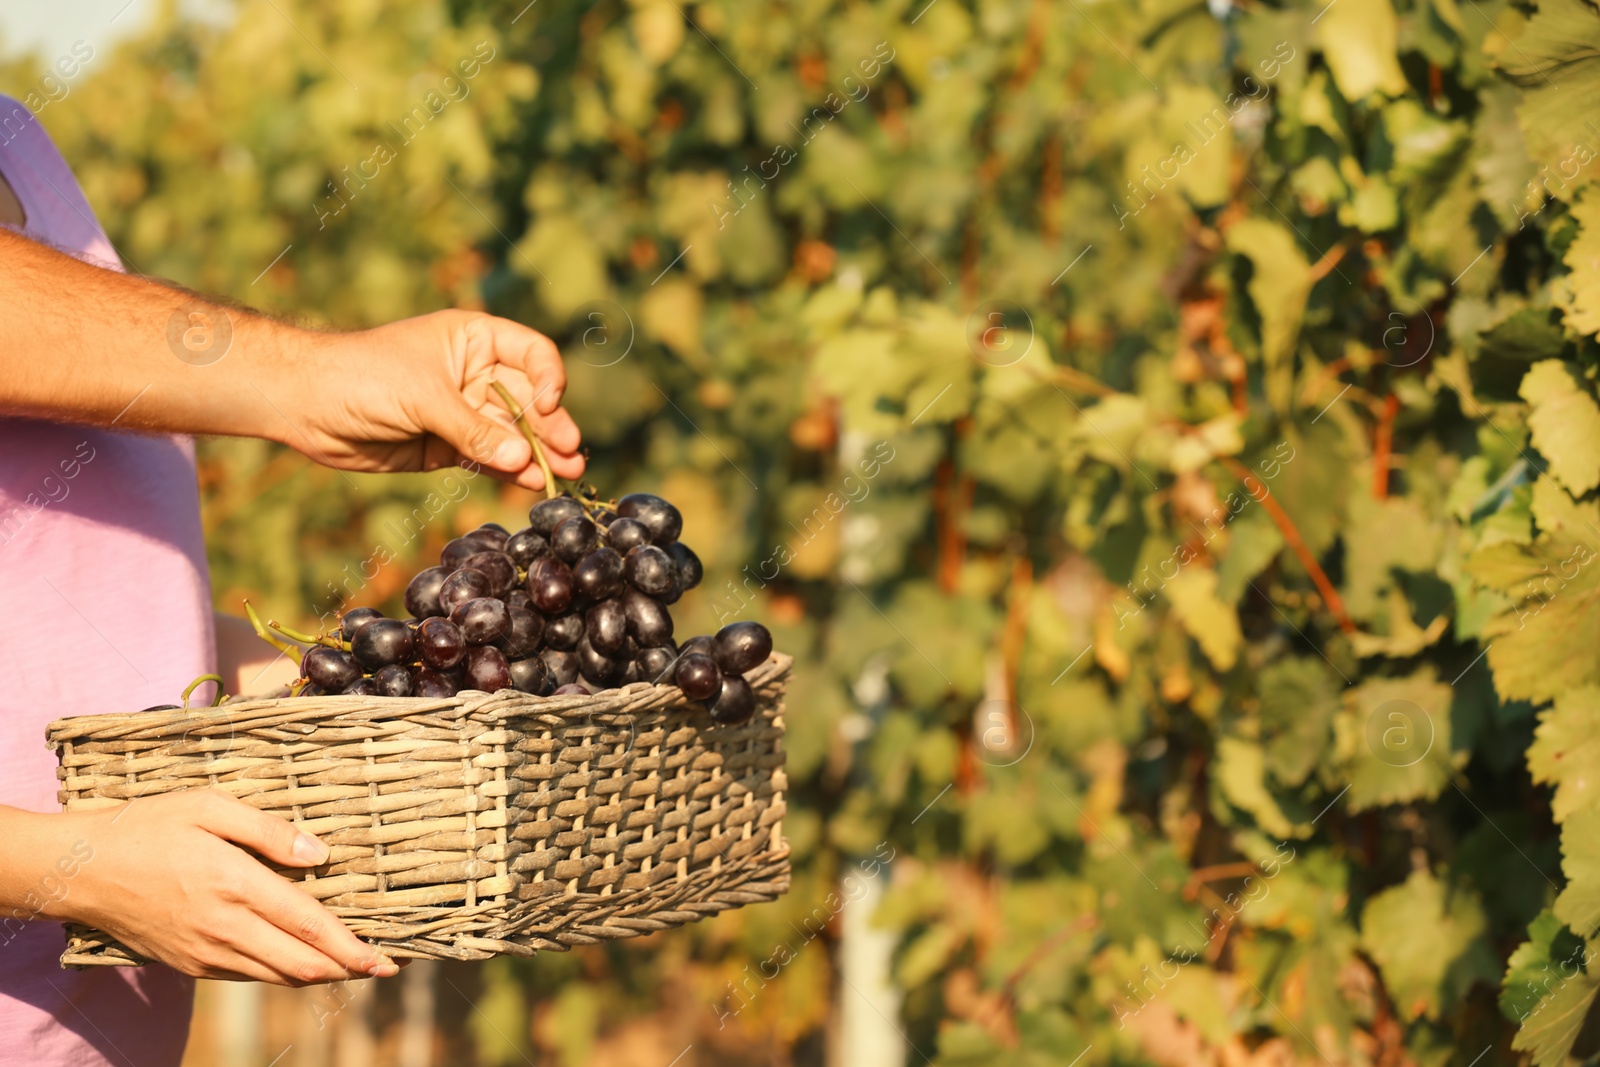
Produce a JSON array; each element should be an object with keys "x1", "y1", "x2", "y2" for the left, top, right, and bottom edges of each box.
[
  {"x1": 270, "y1": 619, "x2": 350, "y2": 651},
  {"x1": 182, "y1": 673, "x2": 227, "y2": 708},
  {"x1": 490, "y1": 380, "x2": 561, "y2": 500},
  {"x1": 243, "y1": 600, "x2": 303, "y2": 665}
]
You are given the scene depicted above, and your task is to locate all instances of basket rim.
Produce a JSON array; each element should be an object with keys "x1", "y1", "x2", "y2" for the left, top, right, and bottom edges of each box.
[{"x1": 46, "y1": 651, "x2": 793, "y2": 746}]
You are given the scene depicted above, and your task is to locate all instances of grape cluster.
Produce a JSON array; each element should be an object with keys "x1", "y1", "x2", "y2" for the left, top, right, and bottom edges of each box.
[{"x1": 292, "y1": 493, "x2": 773, "y2": 725}]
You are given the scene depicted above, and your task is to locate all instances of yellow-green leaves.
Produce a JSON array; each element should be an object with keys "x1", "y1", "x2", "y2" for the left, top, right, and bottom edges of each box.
[
  {"x1": 1563, "y1": 189, "x2": 1600, "y2": 335},
  {"x1": 1226, "y1": 218, "x2": 1312, "y2": 367},
  {"x1": 1520, "y1": 361, "x2": 1600, "y2": 495},
  {"x1": 1316, "y1": 0, "x2": 1409, "y2": 101}
]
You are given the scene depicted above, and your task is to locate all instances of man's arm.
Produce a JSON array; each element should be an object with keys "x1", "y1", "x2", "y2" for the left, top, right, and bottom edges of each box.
[{"x1": 0, "y1": 228, "x2": 585, "y2": 489}]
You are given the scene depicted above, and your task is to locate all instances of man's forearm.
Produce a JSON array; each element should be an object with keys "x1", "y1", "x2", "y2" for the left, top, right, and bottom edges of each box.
[{"x1": 0, "y1": 228, "x2": 313, "y2": 440}]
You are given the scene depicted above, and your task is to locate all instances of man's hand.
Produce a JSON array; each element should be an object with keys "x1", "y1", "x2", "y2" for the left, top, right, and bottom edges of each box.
[
  {"x1": 286, "y1": 309, "x2": 586, "y2": 492},
  {"x1": 0, "y1": 231, "x2": 585, "y2": 489},
  {"x1": 56, "y1": 790, "x2": 397, "y2": 986}
]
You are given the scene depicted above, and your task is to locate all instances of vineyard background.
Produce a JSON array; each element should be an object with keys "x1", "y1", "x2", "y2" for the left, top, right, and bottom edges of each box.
[{"x1": 8, "y1": 0, "x2": 1600, "y2": 1063}]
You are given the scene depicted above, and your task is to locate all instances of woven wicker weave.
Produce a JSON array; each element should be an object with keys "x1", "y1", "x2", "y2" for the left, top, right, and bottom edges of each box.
[{"x1": 48, "y1": 653, "x2": 791, "y2": 966}]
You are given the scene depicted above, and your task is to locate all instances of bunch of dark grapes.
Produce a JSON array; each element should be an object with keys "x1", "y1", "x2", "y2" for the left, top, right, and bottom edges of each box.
[{"x1": 292, "y1": 493, "x2": 773, "y2": 725}]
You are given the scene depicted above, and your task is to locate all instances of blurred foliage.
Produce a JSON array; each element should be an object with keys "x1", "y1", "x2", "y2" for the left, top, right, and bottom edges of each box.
[{"x1": 15, "y1": 0, "x2": 1600, "y2": 1062}]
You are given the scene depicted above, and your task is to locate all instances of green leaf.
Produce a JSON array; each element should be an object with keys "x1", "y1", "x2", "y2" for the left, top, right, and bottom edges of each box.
[
  {"x1": 1359, "y1": 869, "x2": 1498, "y2": 1021},
  {"x1": 1566, "y1": 188, "x2": 1600, "y2": 337},
  {"x1": 1501, "y1": 0, "x2": 1600, "y2": 177},
  {"x1": 1259, "y1": 657, "x2": 1339, "y2": 788},
  {"x1": 1316, "y1": 0, "x2": 1409, "y2": 101},
  {"x1": 1528, "y1": 686, "x2": 1600, "y2": 823},
  {"x1": 1214, "y1": 737, "x2": 1312, "y2": 839},
  {"x1": 1468, "y1": 533, "x2": 1600, "y2": 703},
  {"x1": 1502, "y1": 910, "x2": 1588, "y2": 1023},
  {"x1": 1227, "y1": 218, "x2": 1312, "y2": 367},
  {"x1": 1557, "y1": 806, "x2": 1600, "y2": 935},
  {"x1": 1162, "y1": 567, "x2": 1242, "y2": 672},
  {"x1": 1520, "y1": 360, "x2": 1600, "y2": 495},
  {"x1": 1340, "y1": 671, "x2": 1462, "y2": 810},
  {"x1": 1511, "y1": 961, "x2": 1600, "y2": 1067},
  {"x1": 1481, "y1": 307, "x2": 1566, "y2": 364}
]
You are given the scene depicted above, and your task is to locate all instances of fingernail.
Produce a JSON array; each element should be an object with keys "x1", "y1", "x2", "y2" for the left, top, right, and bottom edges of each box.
[
  {"x1": 365, "y1": 954, "x2": 398, "y2": 977},
  {"x1": 292, "y1": 833, "x2": 329, "y2": 865}
]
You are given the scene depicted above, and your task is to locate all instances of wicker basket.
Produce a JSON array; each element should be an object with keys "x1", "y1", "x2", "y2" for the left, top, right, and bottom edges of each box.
[{"x1": 48, "y1": 653, "x2": 791, "y2": 966}]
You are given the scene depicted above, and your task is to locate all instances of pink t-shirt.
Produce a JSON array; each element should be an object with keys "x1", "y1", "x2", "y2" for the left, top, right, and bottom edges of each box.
[{"x1": 0, "y1": 95, "x2": 211, "y2": 1066}]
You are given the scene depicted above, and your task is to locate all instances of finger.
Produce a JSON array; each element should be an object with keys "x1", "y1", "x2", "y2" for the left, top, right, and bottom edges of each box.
[
  {"x1": 189, "y1": 790, "x2": 330, "y2": 869},
  {"x1": 231, "y1": 913, "x2": 370, "y2": 986},
  {"x1": 435, "y1": 394, "x2": 531, "y2": 474},
  {"x1": 251, "y1": 876, "x2": 396, "y2": 977},
  {"x1": 483, "y1": 317, "x2": 566, "y2": 415},
  {"x1": 535, "y1": 407, "x2": 583, "y2": 457}
]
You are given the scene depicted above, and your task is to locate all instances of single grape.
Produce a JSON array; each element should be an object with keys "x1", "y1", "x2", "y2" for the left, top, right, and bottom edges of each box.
[
  {"x1": 541, "y1": 647, "x2": 579, "y2": 687},
  {"x1": 621, "y1": 588, "x2": 674, "y2": 647},
  {"x1": 667, "y1": 542, "x2": 703, "y2": 590},
  {"x1": 637, "y1": 645, "x2": 678, "y2": 685},
  {"x1": 404, "y1": 567, "x2": 450, "y2": 619},
  {"x1": 617, "y1": 493, "x2": 683, "y2": 545},
  {"x1": 604, "y1": 517, "x2": 652, "y2": 553},
  {"x1": 304, "y1": 646, "x2": 362, "y2": 692},
  {"x1": 499, "y1": 605, "x2": 544, "y2": 657},
  {"x1": 340, "y1": 607, "x2": 383, "y2": 641},
  {"x1": 675, "y1": 653, "x2": 722, "y2": 702},
  {"x1": 551, "y1": 515, "x2": 600, "y2": 564},
  {"x1": 505, "y1": 588, "x2": 535, "y2": 613},
  {"x1": 708, "y1": 673, "x2": 756, "y2": 724},
  {"x1": 529, "y1": 496, "x2": 585, "y2": 536},
  {"x1": 679, "y1": 634, "x2": 714, "y2": 658},
  {"x1": 543, "y1": 611, "x2": 584, "y2": 650},
  {"x1": 527, "y1": 557, "x2": 574, "y2": 615},
  {"x1": 439, "y1": 568, "x2": 494, "y2": 615},
  {"x1": 351, "y1": 619, "x2": 414, "y2": 670},
  {"x1": 441, "y1": 536, "x2": 487, "y2": 571},
  {"x1": 342, "y1": 677, "x2": 381, "y2": 696},
  {"x1": 416, "y1": 617, "x2": 467, "y2": 670},
  {"x1": 576, "y1": 635, "x2": 624, "y2": 688},
  {"x1": 508, "y1": 656, "x2": 554, "y2": 695},
  {"x1": 585, "y1": 598, "x2": 628, "y2": 655},
  {"x1": 373, "y1": 664, "x2": 414, "y2": 697},
  {"x1": 552, "y1": 683, "x2": 588, "y2": 696},
  {"x1": 713, "y1": 621, "x2": 773, "y2": 675},
  {"x1": 571, "y1": 547, "x2": 625, "y2": 601},
  {"x1": 622, "y1": 657, "x2": 642, "y2": 685},
  {"x1": 461, "y1": 551, "x2": 518, "y2": 598},
  {"x1": 462, "y1": 646, "x2": 512, "y2": 692},
  {"x1": 451, "y1": 597, "x2": 513, "y2": 646},
  {"x1": 505, "y1": 528, "x2": 551, "y2": 569},
  {"x1": 624, "y1": 545, "x2": 678, "y2": 597},
  {"x1": 412, "y1": 668, "x2": 460, "y2": 698},
  {"x1": 471, "y1": 523, "x2": 511, "y2": 550}
]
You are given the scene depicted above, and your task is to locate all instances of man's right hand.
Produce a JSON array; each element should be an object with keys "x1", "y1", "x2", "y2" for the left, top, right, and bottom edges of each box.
[{"x1": 54, "y1": 790, "x2": 397, "y2": 985}]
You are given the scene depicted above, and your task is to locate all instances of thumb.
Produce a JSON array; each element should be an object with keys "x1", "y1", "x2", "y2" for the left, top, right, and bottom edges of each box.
[
  {"x1": 438, "y1": 396, "x2": 531, "y2": 472},
  {"x1": 189, "y1": 790, "x2": 330, "y2": 868}
]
